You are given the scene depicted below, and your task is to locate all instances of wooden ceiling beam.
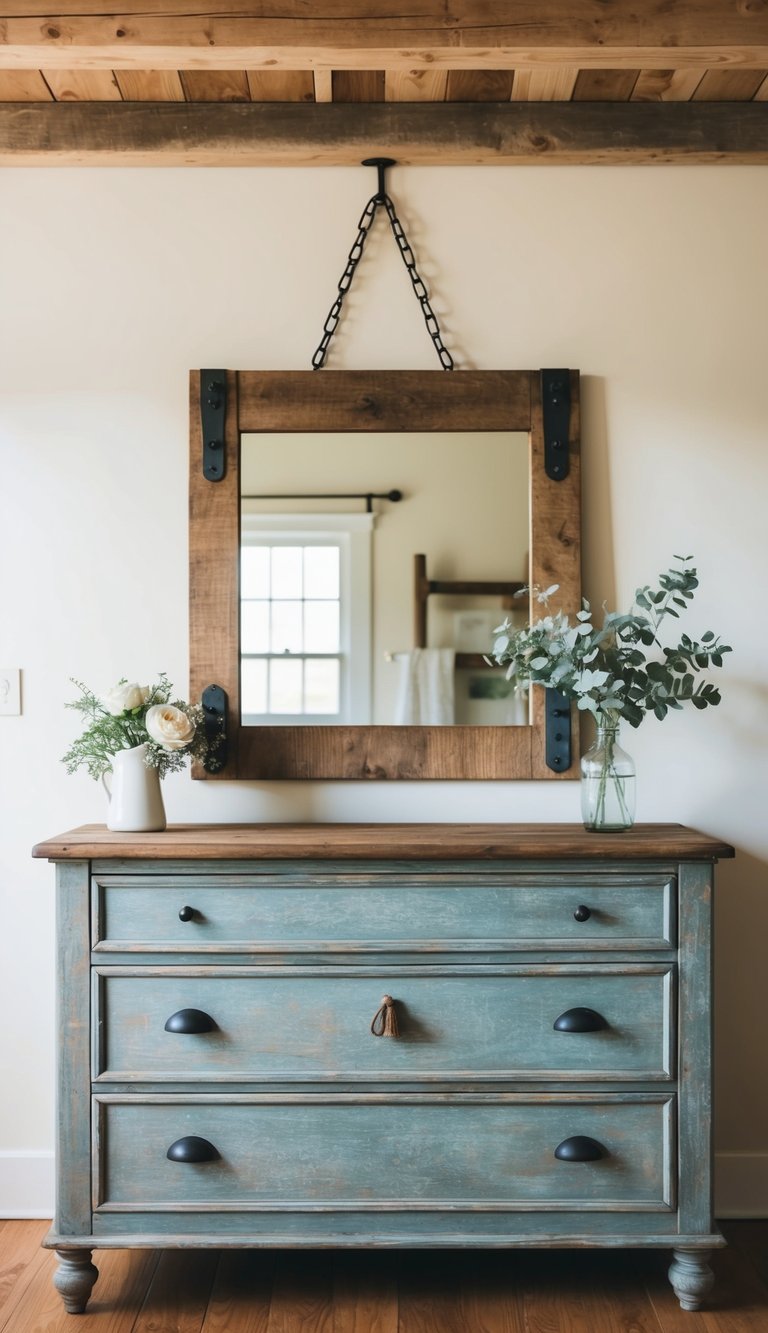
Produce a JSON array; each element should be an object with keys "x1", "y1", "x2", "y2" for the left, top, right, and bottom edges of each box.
[
  {"x1": 1, "y1": 100, "x2": 766, "y2": 166},
  {"x1": 2, "y1": 1, "x2": 768, "y2": 72}
]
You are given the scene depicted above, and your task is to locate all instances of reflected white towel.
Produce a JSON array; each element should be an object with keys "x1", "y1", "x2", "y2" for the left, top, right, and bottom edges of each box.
[{"x1": 395, "y1": 649, "x2": 455, "y2": 725}]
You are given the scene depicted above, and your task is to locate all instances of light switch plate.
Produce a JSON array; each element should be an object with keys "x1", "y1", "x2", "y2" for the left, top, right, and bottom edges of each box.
[{"x1": 0, "y1": 669, "x2": 21, "y2": 715}]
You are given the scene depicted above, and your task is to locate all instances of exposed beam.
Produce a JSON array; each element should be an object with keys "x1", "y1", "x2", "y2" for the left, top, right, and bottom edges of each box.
[
  {"x1": 1, "y1": 101, "x2": 767, "y2": 166},
  {"x1": 2, "y1": 2, "x2": 768, "y2": 72}
]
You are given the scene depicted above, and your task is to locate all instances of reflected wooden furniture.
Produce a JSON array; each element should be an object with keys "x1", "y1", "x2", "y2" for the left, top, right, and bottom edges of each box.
[
  {"x1": 413, "y1": 551, "x2": 525, "y2": 670},
  {"x1": 34, "y1": 823, "x2": 732, "y2": 1314}
]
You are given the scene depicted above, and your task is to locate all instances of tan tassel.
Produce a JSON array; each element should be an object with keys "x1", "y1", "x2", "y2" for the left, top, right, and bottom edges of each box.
[{"x1": 370, "y1": 994, "x2": 399, "y2": 1037}]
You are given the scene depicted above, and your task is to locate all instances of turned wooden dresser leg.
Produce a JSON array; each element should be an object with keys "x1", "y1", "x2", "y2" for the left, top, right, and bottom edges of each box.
[
  {"x1": 53, "y1": 1249, "x2": 99, "y2": 1314},
  {"x1": 668, "y1": 1248, "x2": 715, "y2": 1311}
]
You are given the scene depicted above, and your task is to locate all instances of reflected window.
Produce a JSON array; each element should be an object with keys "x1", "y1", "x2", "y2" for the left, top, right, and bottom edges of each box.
[{"x1": 241, "y1": 513, "x2": 372, "y2": 723}]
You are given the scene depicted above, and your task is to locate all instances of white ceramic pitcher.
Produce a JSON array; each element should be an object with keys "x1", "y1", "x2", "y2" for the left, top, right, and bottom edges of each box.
[{"x1": 102, "y1": 743, "x2": 167, "y2": 832}]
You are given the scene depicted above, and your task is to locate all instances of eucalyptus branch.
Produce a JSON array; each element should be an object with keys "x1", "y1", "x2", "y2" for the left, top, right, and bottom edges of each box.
[{"x1": 489, "y1": 557, "x2": 731, "y2": 728}]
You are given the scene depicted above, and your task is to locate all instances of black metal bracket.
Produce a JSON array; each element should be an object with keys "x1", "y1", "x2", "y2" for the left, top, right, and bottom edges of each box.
[
  {"x1": 202, "y1": 684, "x2": 228, "y2": 773},
  {"x1": 361, "y1": 156, "x2": 396, "y2": 201},
  {"x1": 541, "y1": 369, "x2": 571, "y2": 482},
  {"x1": 201, "y1": 370, "x2": 227, "y2": 482},
  {"x1": 545, "y1": 689, "x2": 572, "y2": 773}
]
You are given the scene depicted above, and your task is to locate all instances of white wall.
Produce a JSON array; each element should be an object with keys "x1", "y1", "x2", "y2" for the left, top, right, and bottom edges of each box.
[{"x1": 1, "y1": 165, "x2": 766, "y2": 1215}]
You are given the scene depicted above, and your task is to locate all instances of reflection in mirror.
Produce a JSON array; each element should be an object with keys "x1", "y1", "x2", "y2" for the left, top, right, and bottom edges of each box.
[{"x1": 240, "y1": 431, "x2": 530, "y2": 727}]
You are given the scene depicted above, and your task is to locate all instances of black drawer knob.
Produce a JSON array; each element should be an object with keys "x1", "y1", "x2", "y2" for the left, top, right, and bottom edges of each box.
[
  {"x1": 166, "y1": 1136, "x2": 219, "y2": 1164},
  {"x1": 553, "y1": 1007, "x2": 608, "y2": 1034},
  {"x1": 554, "y1": 1135, "x2": 605, "y2": 1163},
  {"x1": 573, "y1": 905, "x2": 592, "y2": 922},
  {"x1": 164, "y1": 1008, "x2": 216, "y2": 1035},
  {"x1": 178, "y1": 905, "x2": 196, "y2": 922}
]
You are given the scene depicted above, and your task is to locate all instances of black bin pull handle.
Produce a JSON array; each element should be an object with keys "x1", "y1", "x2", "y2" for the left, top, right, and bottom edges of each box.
[
  {"x1": 553, "y1": 1007, "x2": 608, "y2": 1034},
  {"x1": 554, "y1": 1136, "x2": 605, "y2": 1163},
  {"x1": 166, "y1": 1136, "x2": 219, "y2": 1164},
  {"x1": 164, "y1": 1008, "x2": 216, "y2": 1035}
]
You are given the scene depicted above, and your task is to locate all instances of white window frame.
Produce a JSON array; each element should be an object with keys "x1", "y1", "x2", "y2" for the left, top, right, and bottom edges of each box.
[{"x1": 240, "y1": 508, "x2": 373, "y2": 725}]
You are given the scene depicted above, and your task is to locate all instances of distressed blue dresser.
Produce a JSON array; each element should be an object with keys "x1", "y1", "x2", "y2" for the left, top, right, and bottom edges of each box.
[{"x1": 33, "y1": 823, "x2": 733, "y2": 1313}]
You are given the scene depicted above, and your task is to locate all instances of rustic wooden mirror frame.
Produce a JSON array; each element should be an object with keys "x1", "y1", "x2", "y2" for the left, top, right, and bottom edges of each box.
[{"x1": 189, "y1": 369, "x2": 581, "y2": 780}]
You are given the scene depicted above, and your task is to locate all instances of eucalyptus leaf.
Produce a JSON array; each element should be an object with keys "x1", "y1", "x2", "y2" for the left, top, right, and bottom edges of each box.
[{"x1": 484, "y1": 557, "x2": 729, "y2": 731}]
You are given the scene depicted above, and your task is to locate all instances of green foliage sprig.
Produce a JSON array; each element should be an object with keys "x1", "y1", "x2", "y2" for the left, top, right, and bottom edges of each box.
[
  {"x1": 489, "y1": 557, "x2": 731, "y2": 727},
  {"x1": 62, "y1": 674, "x2": 215, "y2": 780}
]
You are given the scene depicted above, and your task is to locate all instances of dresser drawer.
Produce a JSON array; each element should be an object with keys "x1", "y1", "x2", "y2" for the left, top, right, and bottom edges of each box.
[
  {"x1": 93, "y1": 1093, "x2": 675, "y2": 1213},
  {"x1": 92, "y1": 871, "x2": 676, "y2": 953},
  {"x1": 94, "y1": 965, "x2": 674, "y2": 1082}
]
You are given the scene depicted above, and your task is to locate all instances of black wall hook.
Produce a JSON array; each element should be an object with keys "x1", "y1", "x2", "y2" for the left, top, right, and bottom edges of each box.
[{"x1": 362, "y1": 156, "x2": 396, "y2": 201}]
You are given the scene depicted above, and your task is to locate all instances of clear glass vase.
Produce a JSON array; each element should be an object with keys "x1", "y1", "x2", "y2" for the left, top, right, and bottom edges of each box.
[{"x1": 580, "y1": 721, "x2": 636, "y2": 832}]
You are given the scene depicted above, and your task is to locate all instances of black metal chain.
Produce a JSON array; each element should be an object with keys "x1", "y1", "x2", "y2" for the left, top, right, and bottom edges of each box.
[{"x1": 311, "y1": 160, "x2": 454, "y2": 371}]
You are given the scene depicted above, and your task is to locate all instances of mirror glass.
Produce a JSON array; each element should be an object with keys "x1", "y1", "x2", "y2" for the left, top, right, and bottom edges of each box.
[{"x1": 240, "y1": 431, "x2": 530, "y2": 726}]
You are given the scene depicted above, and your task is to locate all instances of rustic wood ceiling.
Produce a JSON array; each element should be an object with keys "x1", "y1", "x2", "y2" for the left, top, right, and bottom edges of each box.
[
  {"x1": 1, "y1": 1, "x2": 767, "y2": 164},
  {"x1": 1, "y1": 66, "x2": 768, "y2": 106}
]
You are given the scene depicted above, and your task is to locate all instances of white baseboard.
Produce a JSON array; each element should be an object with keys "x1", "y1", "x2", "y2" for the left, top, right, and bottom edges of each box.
[
  {"x1": 0, "y1": 1148, "x2": 764, "y2": 1222},
  {"x1": 0, "y1": 1151, "x2": 54, "y2": 1218},
  {"x1": 715, "y1": 1152, "x2": 768, "y2": 1218}
]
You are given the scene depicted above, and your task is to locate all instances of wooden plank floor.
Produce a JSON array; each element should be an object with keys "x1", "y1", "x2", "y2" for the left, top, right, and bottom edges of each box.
[{"x1": 1, "y1": 1222, "x2": 766, "y2": 1332}]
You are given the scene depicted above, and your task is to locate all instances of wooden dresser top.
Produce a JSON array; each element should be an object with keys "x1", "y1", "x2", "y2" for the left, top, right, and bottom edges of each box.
[{"x1": 32, "y1": 823, "x2": 734, "y2": 862}]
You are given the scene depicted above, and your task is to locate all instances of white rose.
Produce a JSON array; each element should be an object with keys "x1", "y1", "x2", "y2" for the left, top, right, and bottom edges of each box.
[
  {"x1": 145, "y1": 703, "x2": 196, "y2": 751},
  {"x1": 104, "y1": 682, "x2": 150, "y2": 715}
]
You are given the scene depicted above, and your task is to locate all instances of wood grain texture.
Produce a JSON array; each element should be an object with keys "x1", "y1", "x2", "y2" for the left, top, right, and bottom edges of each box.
[
  {"x1": 385, "y1": 70, "x2": 447, "y2": 102},
  {"x1": 332, "y1": 71, "x2": 386, "y2": 103},
  {"x1": 631, "y1": 69, "x2": 705, "y2": 102},
  {"x1": 677, "y1": 862, "x2": 715, "y2": 1237},
  {"x1": 520, "y1": 1247, "x2": 663, "y2": 1332},
  {"x1": 56, "y1": 862, "x2": 93, "y2": 1235},
  {"x1": 399, "y1": 1250, "x2": 525, "y2": 1332},
  {"x1": 267, "y1": 1253, "x2": 333, "y2": 1333},
  {"x1": 15, "y1": 1248, "x2": 159, "y2": 1331},
  {"x1": 511, "y1": 67, "x2": 578, "y2": 102},
  {"x1": 3, "y1": 2, "x2": 768, "y2": 72},
  {"x1": 4, "y1": 102, "x2": 768, "y2": 166},
  {"x1": 238, "y1": 371, "x2": 531, "y2": 434},
  {"x1": 42, "y1": 69, "x2": 122, "y2": 100},
  {"x1": 0, "y1": 69, "x2": 53, "y2": 100},
  {"x1": 237, "y1": 724, "x2": 533, "y2": 781},
  {"x1": 692, "y1": 69, "x2": 768, "y2": 100},
  {"x1": 0, "y1": 1220, "x2": 51, "y2": 1331},
  {"x1": 94, "y1": 1093, "x2": 675, "y2": 1211},
  {"x1": 313, "y1": 70, "x2": 332, "y2": 103},
  {"x1": 91, "y1": 870, "x2": 676, "y2": 954},
  {"x1": 755, "y1": 72, "x2": 768, "y2": 100},
  {"x1": 12, "y1": 1227, "x2": 768, "y2": 1333},
  {"x1": 32, "y1": 822, "x2": 735, "y2": 860},
  {"x1": 95, "y1": 965, "x2": 674, "y2": 1083},
  {"x1": 179, "y1": 70, "x2": 251, "y2": 101},
  {"x1": 200, "y1": 1252, "x2": 274, "y2": 1333},
  {"x1": 332, "y1": 1253, "x2": 398, "y2": 1333},
  {"x1": 115, "y1": 69, "x2": 184, "y2": 100},
  {"x1": 132, "y1": 1249, "x2": 220, "y2": 1333},
  {"x1": 572, "y1": 69, "x2": 640, "y2": 101},
  {"x1": 643, "y1": 1238, "x2": 768, "y2": 1331},
  {"x1": 245, "y1": 70, "x2": 313, "y2": 102},
  {"x1": 445, "y1": 70, "x2": 513, "y2": 101},
  {"x1": 188, "y1": 369, "x2": 240, "y2": 778}
]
